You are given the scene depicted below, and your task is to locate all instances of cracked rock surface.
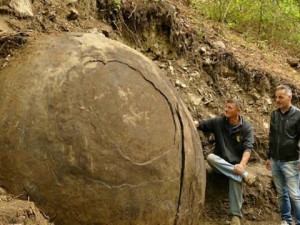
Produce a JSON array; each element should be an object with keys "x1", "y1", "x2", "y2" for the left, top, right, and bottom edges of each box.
[{"x1": 0, "y1": 33, "x2": 205, "y2": 225}]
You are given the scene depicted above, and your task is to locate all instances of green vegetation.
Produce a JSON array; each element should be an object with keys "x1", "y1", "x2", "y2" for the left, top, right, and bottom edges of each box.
[
  {"x1": 105, "y1": 0, "x2": 121, "y2": 10},
  {"x1": 114, "y1": 0, "x2": 121, "y2": 9},
  {"x1": 192, "y1": 0, "x2": 300, "y2": 56}
]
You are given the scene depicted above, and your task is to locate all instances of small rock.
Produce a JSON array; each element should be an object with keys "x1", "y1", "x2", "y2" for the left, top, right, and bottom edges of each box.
[
  {"x1": 188, "y1": 93, "x2": 202, "y2": 106},
  {"x1": 190, "y1": 71, "x2": 200, "y2": 78},
  {"x1": 181, "y1": 83, "x2": 187, "y2": 88},
  {"x1": 182, "y1": 66, "x2": 188, "y2": 71},
  {"x1": 175, "y1": 79, "x2": 187, "y2": 88},
  {"x1": 89, "y1": 28, "x2": 99, "y2": 34},
  {"x1": 157, "y1": 63, "x2": 167, "y2": 69},
  {"x1": 287, "y1": 57, "x2": 299, "y2": 68},
  {"x1": 203, "y1": 58, "x2": 211, "y2": 66},
  {"x1": 9, "y1": 0, "x2": 34, "y2": 17},
  {"x1": 245, "y1": 108, "x2": 253, "y2": 113},
  {"x1": 169, "y1": 65, "x2": 175, "y2": 75},
  {"x1": 265, "y1": 97, "x2": 272, "y2": 105},
  {"x1": 42, "y1": 0, "x2": 51, "y2": 5},
  {"x1": 0, "y1": 187, "x2": 7, "y2": 195},
  {"x1": 213, "y1": 41, "x2": 226, "y2": 49},
  {"x1": 208, "y1": 113, "x2": 216, "y2": 118},
  {"x1": 249, "y1": 90, "x2": 260, "y2": 101},
  {"x1": 101, "y1": 29, "x2": 110, "y2": 37},
  {"x1": 67, "y1": 8, "x2": 79, "y2": 20},
  {"x1": 200, "y1": 47, "x2": 206, "y2": 54},
  {"x1": 65, "y1": 0, "x2": 78, "y2": 4},
  {"x1": 263, "y1": 122, "x2": 269, "y2": 130}
]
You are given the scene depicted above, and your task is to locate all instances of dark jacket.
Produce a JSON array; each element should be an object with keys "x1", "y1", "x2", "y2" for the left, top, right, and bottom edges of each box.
[
  {"x1": 199, "y1": 116, "x2": 254, "y2": 164},
  {"x1": 267, "y1": 106, "x2": 300, "y2": 161}
]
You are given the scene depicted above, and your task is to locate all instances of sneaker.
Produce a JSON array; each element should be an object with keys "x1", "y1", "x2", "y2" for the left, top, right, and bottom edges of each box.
[
  {"x1": 280, "y1": 220, "x2": 289, "y2": 225},
  {"x1": 242, "y1": 171, "x2": 257, "y2": 186},
  {"x1": 231, "y1": 216, "x2": 241, "y2": 225}
]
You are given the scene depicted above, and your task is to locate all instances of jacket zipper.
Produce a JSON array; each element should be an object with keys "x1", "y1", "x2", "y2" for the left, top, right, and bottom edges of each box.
[{"x1": 276, "y1": 115, "x2": 282, "y2": 159}]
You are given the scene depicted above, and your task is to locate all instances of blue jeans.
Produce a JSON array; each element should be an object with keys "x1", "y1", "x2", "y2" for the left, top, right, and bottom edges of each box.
[
  {"x1": 270, "y1": 159, "x2": 300, "y2": 225},
  {"x1": 206, "y1": 153, "x2": 243, "y2": 217}
]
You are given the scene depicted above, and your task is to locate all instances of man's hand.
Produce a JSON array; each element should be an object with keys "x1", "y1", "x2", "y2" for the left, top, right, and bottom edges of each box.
[
  {"x1": 234, "y1": 163, "x2": 246, "y2": 175},
  {"x1": 235, "y1": 151, "x2": 250, "y2": 175},
  {"x1": 194, "y1": 120, "x2": 199, "y2": 128},
  {"x1": 265, "y1": 159, "x2": 271, "y2": 170}
]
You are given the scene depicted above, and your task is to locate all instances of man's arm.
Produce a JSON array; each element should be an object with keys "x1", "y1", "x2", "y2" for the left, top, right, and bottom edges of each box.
[
  {"x1": 266, "y1": 112, "x2": 275, "y2": 170},
  {"x1": 235, "y1": 123, "x2": 254, "y2": 175},
  {"x1": 194, "y1": 118, "x2": 217, "y2": 133},
  {"x1": 234, "y1": 151, "x2": 251, "y2": 175}
]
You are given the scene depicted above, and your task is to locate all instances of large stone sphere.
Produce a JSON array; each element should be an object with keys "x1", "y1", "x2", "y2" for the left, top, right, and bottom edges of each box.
[{"x1": 0, "y1": 33, "x2": 205, "y2": 225}]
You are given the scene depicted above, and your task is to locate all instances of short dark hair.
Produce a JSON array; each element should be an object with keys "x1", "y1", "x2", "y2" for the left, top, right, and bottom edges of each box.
[
  {"x1": 276, "y1": 84, "x2": 292, "y2": 97},
  {"x1": 227, "y1": 98, "x2": 242, "y2": 110}
]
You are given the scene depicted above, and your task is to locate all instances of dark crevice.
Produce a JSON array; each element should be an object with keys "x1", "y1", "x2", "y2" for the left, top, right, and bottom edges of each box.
[
  {"x1": 96, "y1": 0, "x2": 101, "y2": 11},
  {"x1": 173, "y1": 107, "x2": 185, "y2": 225}
]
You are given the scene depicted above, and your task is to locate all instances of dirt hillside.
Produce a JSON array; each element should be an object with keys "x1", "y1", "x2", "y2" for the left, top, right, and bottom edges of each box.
[{"x1": 0, "y1": 0, "x2": 299, "y2": 224}]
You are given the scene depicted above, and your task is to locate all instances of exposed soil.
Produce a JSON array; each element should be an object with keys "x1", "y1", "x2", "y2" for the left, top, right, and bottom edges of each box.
[
  {"x1": 0, "y1": 188, "x2": 53, "y2": 225},
  {"x1": 0, "y1": 0, "x2": 299, "y2": 224}
]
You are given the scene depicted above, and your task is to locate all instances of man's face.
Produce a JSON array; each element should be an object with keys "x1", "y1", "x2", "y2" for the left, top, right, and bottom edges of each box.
[
  {"x1": 224, "y1": 102, "x2": 240, "y2": 119},
  {"x1": 275, "y1": 89, "x2": 291, "y2": 110}
]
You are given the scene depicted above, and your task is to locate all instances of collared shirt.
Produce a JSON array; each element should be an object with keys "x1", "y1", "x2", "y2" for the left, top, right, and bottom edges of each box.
[{"x1": 199, "y1": 115, "x2": 254, "y2": 164}]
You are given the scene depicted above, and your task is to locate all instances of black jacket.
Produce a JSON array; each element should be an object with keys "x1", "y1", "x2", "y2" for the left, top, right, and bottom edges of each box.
[
  {"x1": 199, "y1": 116, "x2": 254, "y2": 164},
  {"x1": 268, "y1": 106, "x2": 300, "y2": 161}
]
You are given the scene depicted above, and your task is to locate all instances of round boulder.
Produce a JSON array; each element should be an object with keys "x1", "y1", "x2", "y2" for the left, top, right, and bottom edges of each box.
[{"x1": 0, "y1": 33, "x2": 205, "y2": 225}]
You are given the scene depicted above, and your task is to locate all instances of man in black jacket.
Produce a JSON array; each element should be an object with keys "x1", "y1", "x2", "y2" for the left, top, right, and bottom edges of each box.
[
  {"x1": 195, "y1": 98, "x2": 255, "y2": 225},
  {"x1": 266, "y1": 84, "x2": 300, "y2": 225}
]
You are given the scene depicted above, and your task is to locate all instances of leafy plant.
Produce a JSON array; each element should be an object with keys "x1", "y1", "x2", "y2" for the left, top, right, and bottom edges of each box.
[{"x1": 192, "y1": 0, "x2": 300, "y2": 56}]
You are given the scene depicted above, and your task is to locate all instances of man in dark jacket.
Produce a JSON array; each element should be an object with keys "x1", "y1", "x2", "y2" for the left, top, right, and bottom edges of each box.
[
  {"x1": 195, "y1": 98, "x2": 255, "y2": 225},
  {"x1": 266, "y1": 84, "x2": 300, "y2": 225}
]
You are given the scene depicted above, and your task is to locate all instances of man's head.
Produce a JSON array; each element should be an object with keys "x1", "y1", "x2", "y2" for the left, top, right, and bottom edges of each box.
[
  {"x1": 275, "y1": 84, "x2": 292, "y2": 111},
  {"x1": 224, "y1": 98, "x2": 242, "y2": 120}
]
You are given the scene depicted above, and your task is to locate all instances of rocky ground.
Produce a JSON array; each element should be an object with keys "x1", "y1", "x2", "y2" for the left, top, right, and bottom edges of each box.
[
  {"x1": 0, "y1": 0, "x2": 299, "y2": 224},
  {"x1": 0, "y1": 187, "x2": 53, "y2": 225}
]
